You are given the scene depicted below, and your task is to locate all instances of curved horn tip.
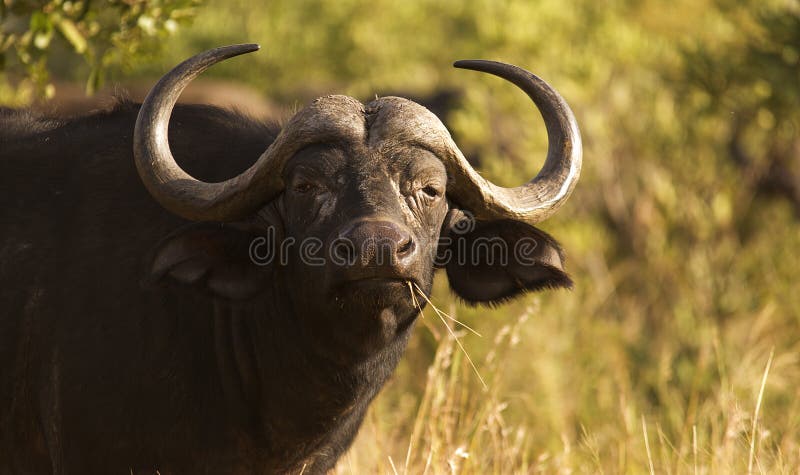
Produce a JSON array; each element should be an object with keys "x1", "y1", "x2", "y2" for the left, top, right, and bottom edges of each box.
[
  {"x1": 225, "y1": 43, "x2": 261, "y2": 55},
  {"x1": 453, "y1": 59, "x2": 496, "y2": 70}
]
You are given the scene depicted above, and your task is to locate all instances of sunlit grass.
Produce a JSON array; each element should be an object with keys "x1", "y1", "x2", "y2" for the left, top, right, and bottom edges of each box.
[{"x1": 336, "y1": 290, "x2": 799, "y2": 474}]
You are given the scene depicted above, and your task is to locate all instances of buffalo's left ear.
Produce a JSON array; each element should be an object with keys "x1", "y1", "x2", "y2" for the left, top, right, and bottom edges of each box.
[
  {"x1": 147, "y1": 223, "x2": 271, "y2": 301},
  {"x1": 440, "y1": 216, "x2": 572, "y2": 305}
]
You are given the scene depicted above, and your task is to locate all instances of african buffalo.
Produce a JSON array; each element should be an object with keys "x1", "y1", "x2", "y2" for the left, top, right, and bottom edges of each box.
[{"x1": 0, "y1": 44, "x2": 581, "y2": 474}]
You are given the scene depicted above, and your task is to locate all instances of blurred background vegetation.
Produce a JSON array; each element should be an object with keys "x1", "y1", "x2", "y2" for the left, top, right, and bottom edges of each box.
[{"x1": 2, "y1": 0, "x2": 799, "y2": 472}]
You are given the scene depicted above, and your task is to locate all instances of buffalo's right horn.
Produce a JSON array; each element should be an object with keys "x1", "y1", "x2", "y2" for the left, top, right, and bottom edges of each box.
[{"x1": 441, "y1": 60, "x2": 582, "y2": 225}]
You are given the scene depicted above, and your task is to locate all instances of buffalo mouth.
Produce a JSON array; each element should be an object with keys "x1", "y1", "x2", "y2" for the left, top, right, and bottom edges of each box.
[
  {"x1": 346, "y1": 275, "x2": 412, "y2": 283},
  {"x1": 334, "y1": 275, "x2": 417, "y2": 292},
  {"x1": 328, "y1": 275, "x2": 424, "y2": 310}
]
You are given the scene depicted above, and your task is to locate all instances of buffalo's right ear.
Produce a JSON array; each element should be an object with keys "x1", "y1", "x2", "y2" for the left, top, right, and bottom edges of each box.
[
  {"x1": 147, "y1": 223, "x2": 274, "y2": 301},
  {"x1": 438, "y1": 212, "x2": 572, "y2": 305}
]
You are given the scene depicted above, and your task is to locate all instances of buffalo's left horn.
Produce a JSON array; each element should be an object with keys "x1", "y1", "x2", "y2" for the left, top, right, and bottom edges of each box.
[
  {"x1": 134, "y1": 44, "x2": 283, "y2": 221},
  {"x1": 440, "y1": 60, "x2": 582, "y2": 224}
]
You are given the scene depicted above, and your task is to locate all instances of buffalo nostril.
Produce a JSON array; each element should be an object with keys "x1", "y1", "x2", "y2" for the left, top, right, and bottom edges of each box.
[
  {"x1": 396, "y1": 237, "x2": 414, "y2": 257},
  {"x1": 334, "y1": 220, "x2": 415, "y2": 268}
]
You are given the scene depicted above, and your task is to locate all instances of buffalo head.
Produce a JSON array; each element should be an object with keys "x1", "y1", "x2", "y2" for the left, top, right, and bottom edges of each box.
[{"x1": 133, "y1": 44, "x2": 581, "y2": 358}]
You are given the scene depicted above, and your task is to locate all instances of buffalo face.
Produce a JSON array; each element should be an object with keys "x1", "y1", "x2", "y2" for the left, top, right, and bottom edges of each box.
[{"x1": 276, "y1": 103, "x2": 451, "y2": 355}]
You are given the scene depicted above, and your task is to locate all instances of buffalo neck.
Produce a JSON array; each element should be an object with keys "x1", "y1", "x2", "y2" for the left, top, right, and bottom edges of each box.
[{"x1": 209, "y1": 276, "x2": 417, "y2": 472}]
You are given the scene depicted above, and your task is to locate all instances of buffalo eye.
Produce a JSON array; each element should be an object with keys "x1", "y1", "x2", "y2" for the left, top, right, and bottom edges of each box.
[
  {"x1": 417, "y1": 183, "x2": 443, "y2": 204},
  {"x1": 294, "y1": 182, "x2": 316, "y2": 194},
  {"x1": 422, "y1": 185, "x2": 440, "y2": 198},
  {"x1": 290, "y1": 174, "x2": 323, "y2": 195}
]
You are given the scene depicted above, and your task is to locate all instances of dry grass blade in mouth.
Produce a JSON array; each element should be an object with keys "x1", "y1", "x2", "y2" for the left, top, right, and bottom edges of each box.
[
  {"x1": 407, "y1": 281, "x2": 443, "y2": 341},
  {"x1": 413, "y1": 283, "x2": 487, "y2": 390},
  {"x1": 410, "y1": 283, "x2": 482, "y2": 337},
  {"x1": 407, "y1": 281, "x2": 421, "y2": 313}
]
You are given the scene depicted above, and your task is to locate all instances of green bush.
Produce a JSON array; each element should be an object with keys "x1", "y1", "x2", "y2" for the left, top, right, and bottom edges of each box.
[{"x1": 0, "y1": 0, "x2": 200, "y2": 103}]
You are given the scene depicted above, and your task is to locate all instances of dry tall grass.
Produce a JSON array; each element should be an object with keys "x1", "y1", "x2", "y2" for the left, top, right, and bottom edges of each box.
[{"x1": 337, "y1": 286, "x2": 799, "y2": 474}]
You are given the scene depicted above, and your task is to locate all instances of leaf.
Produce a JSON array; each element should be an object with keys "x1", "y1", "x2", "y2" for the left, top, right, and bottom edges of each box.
[
  {"x1": 56, "y1": 17, "x2": 87, "y2": 54},
  {"x1": 29, "y1": 11, "x2": 52, "y2": 33}
]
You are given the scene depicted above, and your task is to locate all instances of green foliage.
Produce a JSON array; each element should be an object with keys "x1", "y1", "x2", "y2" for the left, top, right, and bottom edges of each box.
[{"x1": 0, "y1": 0, "x2": 201, "y2": 103}]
